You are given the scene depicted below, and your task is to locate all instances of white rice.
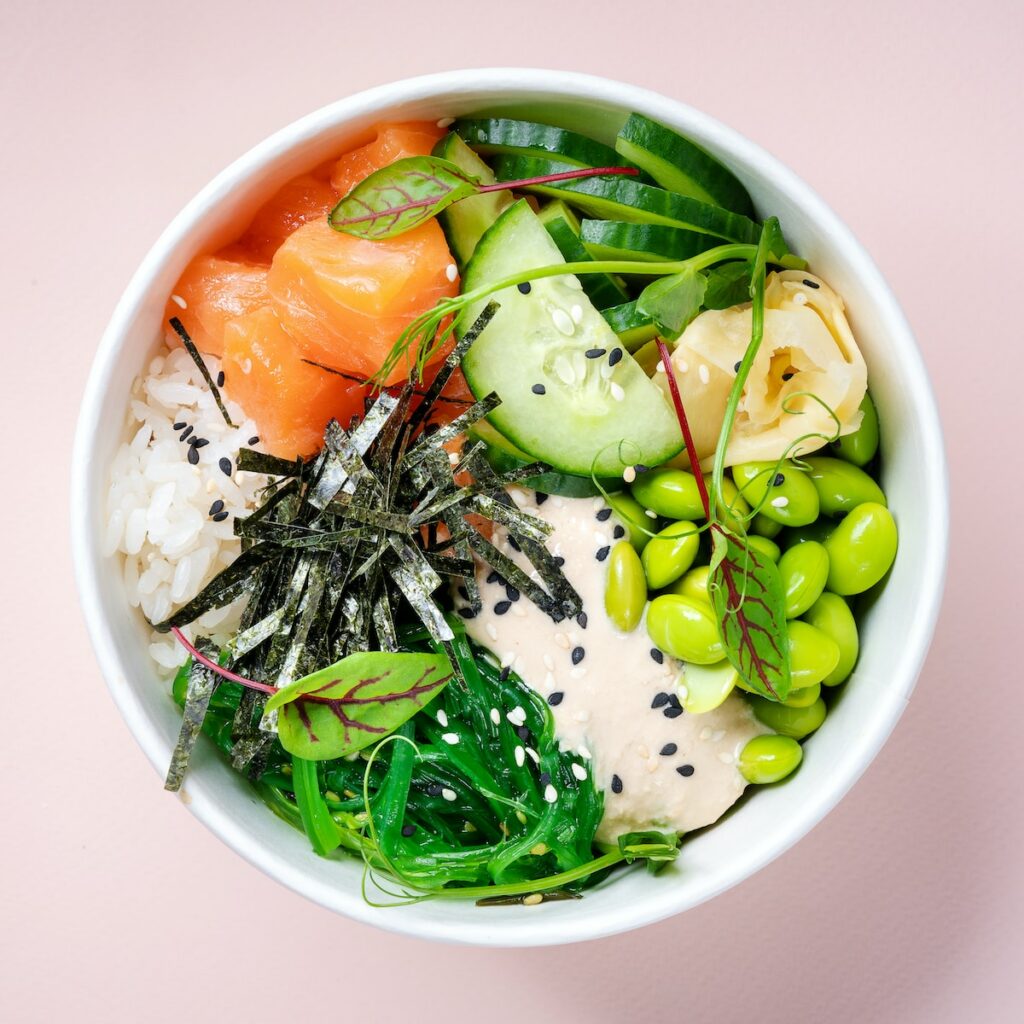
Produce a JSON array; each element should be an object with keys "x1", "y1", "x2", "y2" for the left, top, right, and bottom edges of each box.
[{"x1": 106, "y1": 345, "x2": 265, "y2": 673}]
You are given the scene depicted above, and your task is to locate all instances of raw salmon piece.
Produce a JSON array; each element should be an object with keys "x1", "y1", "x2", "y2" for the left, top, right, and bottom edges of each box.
[
  {"x1": 331, "y1": 121, "x2": 446, "y2": 195},
  {"x1": 267, "y1": 216, "x2": 458, "y2": 385},
  {"x1": 236, "y1": 174, "x2": 338, "y2": 263},
  {"x1": 165, "y1": 255, "x2": 268, "y2": 356},
  {"x1": 222, "y1": 307, "x2": 368, "y2": 459}
]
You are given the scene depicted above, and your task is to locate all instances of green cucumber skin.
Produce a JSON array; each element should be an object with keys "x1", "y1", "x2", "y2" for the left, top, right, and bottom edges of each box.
[
  {"x1": 616, "y1": 113, "x2": 754, "y2": 217},
  {"x1": 431, "y1": 133, "x2": 511, "y2": 267},
  {"x1": 536, "y1": 199, "x2": 582, "y2": 234},
  {"x1": 580, "y1": 220, "x2": 718, "y2": 263},
  {"x1": 458, "y1": 199, "x2": 685, "y2": 477},
  {"x1": 544, "y1": 217, "x2": 629, "y2": 308},
  {"x1": 600, "y1": 300, "x2": 657, "y2": 352},
  {"x1": 481, "y1": 444, "x2": 623, "y2": 498},
  {"x1": 489, "y1": 155, "x2": 761, "y2": 244}
]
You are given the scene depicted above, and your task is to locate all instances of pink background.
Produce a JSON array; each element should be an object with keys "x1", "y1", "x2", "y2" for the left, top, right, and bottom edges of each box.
[{"x1": 4, "y1": 1, "x2": 1020, "y2": 1020}]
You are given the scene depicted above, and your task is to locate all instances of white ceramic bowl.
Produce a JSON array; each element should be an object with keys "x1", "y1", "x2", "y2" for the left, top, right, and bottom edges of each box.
[{"x1": 72, "y1": 69, "x2": 947, "y2": 946}]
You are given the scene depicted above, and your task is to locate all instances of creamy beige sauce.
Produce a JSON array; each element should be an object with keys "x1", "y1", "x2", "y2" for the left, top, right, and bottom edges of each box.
[{"x1": 462, "y1": 489, "x2": 764, "y2": 843}]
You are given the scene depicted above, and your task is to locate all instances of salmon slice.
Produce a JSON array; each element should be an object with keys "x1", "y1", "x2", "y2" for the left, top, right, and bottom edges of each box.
[
  {"x1": 164, "y1": 255, "x2": 268, "y2": 356},
  {"x1": 331, "y1": 121, "x2": 446, "y2": 195},
  {"x1": 222, "y1": 307, "x2": 368, "y2": 459},
  {"x1": 236, "y1": 174, "x2": 338, "y2": 263}
]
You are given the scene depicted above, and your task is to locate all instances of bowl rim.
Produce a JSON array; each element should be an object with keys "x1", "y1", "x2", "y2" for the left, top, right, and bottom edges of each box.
[{"x1": 71, "y1": 67, "x2": 949, "y2": 946}]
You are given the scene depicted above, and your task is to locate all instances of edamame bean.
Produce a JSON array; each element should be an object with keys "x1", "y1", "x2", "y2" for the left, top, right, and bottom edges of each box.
[
  {"x1": 738, "y1": 734, "x2": 803, "y2": 784},
  {"x1": 803, "y1": 593, "x2": 859, "y2": 685},
  {"x1": 630, "y1": 468, "x2": 705, "y2": 520},
  {"x1": 751, "y1": 512, "x2": 783, "y2": 539},
  {"x1": 641, "y1": 520, "x2": 700, "y2": 588},
  {"x1": 680, "y1": 661, "x2": 737, "y2": 713},
  {"x1": 788, "y1": 620, "x2": 841, "y2": 689},
  {"x1": 715, "y1": 476, "x2": 751, "y2": 533},
  {"x1": 747, "y1": 694, "x2": 827, "y2": 739},
  {"x1": 747, "y1": 535, "x2": 781, "y2": 563},
  {"x1": 782, "y1": 519, "x2": 835, "y2": 548},
  {"x1": 832, "y1": 392, "x2": 879, "y2": 467},
  {"x1": 732, "y1": 460, "x2": 820, "y2": 526},
  {"x1": 604, "y1": 541, "x2": 647, "y2": 632},
  {"x1": 607, "y1": 492, "x2": 654, "y2": 552},
  {"x1": 778, "y1": 541, "x2": 829, "y2": 619},
  {"x1": 824, "y1": 502, "x2": 897, "y2": 595},
  {"x1": 647, "y1": 594, "x2": 725, "y2": 664},
  {"x1": 783, "y1": 682, "x2": 821, "y2": 707},
  {"x1": 803, "y1": 456, "x2": 886, "y2": 516},
  {"x1": 667, "y1": 565, "x2": 712, "y2": 604}
]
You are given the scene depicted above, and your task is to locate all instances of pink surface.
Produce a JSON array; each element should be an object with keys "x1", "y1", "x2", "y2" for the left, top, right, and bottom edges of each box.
[{"x1": 4, "y1": 1, "x2": 1020, "y2": 1020}]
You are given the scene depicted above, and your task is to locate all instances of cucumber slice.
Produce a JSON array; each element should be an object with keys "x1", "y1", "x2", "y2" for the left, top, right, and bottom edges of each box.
[
  {"x1": 455, "y1": 117, "x2": 630, "y2": 171},
  {"x1": 490, "y1": 156, "x2": 761, "y2": 243},
  {"x1": 431, "y1": 133, "x2": 511, "y2": 267},
  {"x1": 601, "y1": 300, "x2": 657, "y2": 352},
  {"x1": 543, "y1": 217, "x2": 629, "y2": 309},
  {"x1": 616, "y1": 113, "x2": 754, "y2": 216},
  {"x1": 536, "y1": 199, "x2": 582, "y2": 234},
  {"x1": 467, "y1": 416, "x2": 534, "y2": 460},
  {"x1": 459, "y1": 199, "x2": 685, "y2": 477},
  {"x1": 580, "y1": 220, "x2": 717, "y2": 263},
  {"x1": 480, "y1": 441, "x2": 622, "y2": 498}
]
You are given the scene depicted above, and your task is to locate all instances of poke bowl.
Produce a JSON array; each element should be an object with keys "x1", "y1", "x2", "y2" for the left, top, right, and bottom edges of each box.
[{"x1": 72, "y1": 68, "x2": 947, "y2": 946}]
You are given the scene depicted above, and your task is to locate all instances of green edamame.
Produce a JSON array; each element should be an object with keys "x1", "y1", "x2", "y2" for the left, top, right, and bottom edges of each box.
[
  {"x1": 778, "y1": 541, "x2": 829, "y2": 618},
  {"x1": 641, "y1": 520, "x2": 700, "y2": 588},
  {"x1": 788, "y1": 620, "x2": 841, "y2": 689},
  {"x1": 607, "y1": 492, "x2": 655, "y2": 552},
  {"x1": 832, "y1": 392, "x2": 879, "y2": 467},
  {"x1": 803, "y1": 456, "x2": 886, "y2": 516},
  {"x1": 824, "y1": 502, "x2": 898, "y2": 595},
  {"x1": 783, "y1": 682, "x2": 821, "y2": 707},
  {"x1": 647, "y1": 594, "x2": 724, "y2": 665},
  {"x1": 748, "y1": 693, "x2": 827, "y2": 739},
  {"x1": 714, "y1": 476, "x2": 751, "y2": 533},
  {"x1": 747, "y1": 535, "x2": 781, "y2": 564},
  {"x1": 732, "y1": 460, "x2": 820, "y2": 526},
  {"x1": 738, "y1": 734, "x2": 803, "y2": 784},
  {"x1": 751, "y1": 513, "x2": 783, "y2": 539},
  {"x1": 667, "y1": 565, "x2": 712, "y2": 604},
  {"x1": 604, "y1": 541, "x2": 647, "y2": 632},
  {"x1": 680, "y1": 661, "x2": 737, "y2": 714},
  {"x1": 803, "y1": 593, "x2": 859, "y2": 685},
  {"x1": 782, "y1": 519, "x2": 835, "y2": 548},
  {"x1": 630, "y1": 468, "x2": 705, "y2": 520}
]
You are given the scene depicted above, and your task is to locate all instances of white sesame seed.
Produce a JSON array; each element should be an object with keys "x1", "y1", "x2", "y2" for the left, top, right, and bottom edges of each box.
[
  {"x1": 523, "y1": 893, "x2": 544, "y2": 906},
  {"x1": 490, "y1": 707, "x2": 501, "y2": 725},
  {"x1": 700, "y1": 727, "x2": 712, "y2": 741},
  {"x1": 543, "y1": 654, "x2": 555, "y2": 672},
  {"x1": 485, "y1": 623, "x2": 498, "y2": 641},
  {"x1": 442, "y1": 787, "x2": 457, "y2": 801},
  {"x1": 718, "y1": 752, "x2": 735, "y2": 765},
  {"x1": 554, "y1": 632, "x2": 570, "y2": 649},
  {"x1": 543, "y1": 671, "x2": 555, "y2": 688},
  {"x1": 170, "y1": 293, "x2": 187, "y2": 309},
  {"x1": 507, "y1": 706, "x2": 527, "y2": 727},
  {"x1": 698, "y1": 364, "x2": 710, "y2": 385},
  {"x1": 526, "y1": 747, "x2": 540, "y2": 764},
  {"x1": 445, "y1": 262, "x2": 458, "y2": 282},
  {"x1": 436, "y1": 116, "x2": 455, "y2": 128},
  {"x1": 441, "y1": 732, "x2": 459, "y2": 745},
  {"x1": 793, "y1": 291, "x2": 808, "y2": 305},
  {"x1": 771, "y1": 496, "x2": 790, "y2": 509},
  {"x1": 512, "y1": 603, "x2": 527, "y2": 617},
  {"x1": 645, "y1": 508, "x2": 658, "y2": 519},
  {"x1": 711, "y1": 729, "x2": 726, "y2": 742},
  {"x1": 623, "y1": 465, "x2": 637, "y2": 483},
  {"x1": 436, "y1": 709, "x2": 448, "y2": 727},
  {"x1": 577, "y1": 744, "x2": 592, "y2": 760},
  {"x1": 593, "y1": 530, "x2": 607, "y2": 545},
  {"x1": 655, "y1": 360, "x2": 666, "y2": 374},
  {"x1": 678, "y1": 360, "x2": 689, "y2": 373},
  {"x1": 515, "y1": 745, "x2": 526, "y2": 767},
  {"x1": 500, "y1": 651, "x2": 515, "y2": 668},
  {"x1": 610, "y1": 382, "x2": 626, "y2": 402},
  {"x1": 544, "y1": 784, "x2": 558, "y2": 803},
  {"x1": 573, "y1": 709, "x2": 591, "y2": 724},
  {"x1": 571, "y1": 763, "x2": 588, "y2": 781},
  {"x1": 552, "y1": 309, "x2": 575, "y2": 336},
  {"x1": 570, "y1": 303, "x2": 584, "y2": 324},
  {"x1": 448, "y1": 451, "x2": 460, "y2": 465}
]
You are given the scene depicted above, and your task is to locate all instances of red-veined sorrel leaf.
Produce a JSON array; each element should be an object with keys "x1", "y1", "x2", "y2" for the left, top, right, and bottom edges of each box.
[
  {"x1": 329, "y1": 156, "x2": 481, "y2": 239},
  {"x1": 708, "y1": 525, "x2": 791, "y2": 701},
  {"x1": 266, "y1": 651, "x2": 452, "y2": 760}
]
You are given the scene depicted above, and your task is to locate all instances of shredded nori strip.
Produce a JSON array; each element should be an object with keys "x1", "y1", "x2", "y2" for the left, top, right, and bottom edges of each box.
[
  {"x1": 164, "y1": 640, "x2": 219, "y2": 791},
  {"x1": 168, "y1": 317, "x2": 235, "y2": 428}
]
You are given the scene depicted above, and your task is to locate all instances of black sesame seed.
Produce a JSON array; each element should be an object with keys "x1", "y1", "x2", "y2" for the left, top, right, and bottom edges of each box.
[
  {"x1": 613, "y1": 524, "x2": 625, "y2": 539},
  {"x1": 773, "y1": 473, "x2": 786, "y2": 487},
  {"x1": 554, "y1": 556, "x2": 566, "y2": 567},
  {"x1": 172, "y1": 421, "x2": 187, "y2": 430},
  {"x1": 499, "y1": 666, "x2": 511, "y2": 681},
  {"x1": 635, "y1": 463, "x2": 650, "y2": 474},
  {"x1": 802, "y1": 279, "x2": 820, "y2": 289},
  {"x1": 486, "y1": 570, "x2": 501, "y2": 585},
  {"x1": 651, "y1": 692, "x2": 670, "y2": 709},
  {"x1": 494, "y1": 600, "x2": 512, "y2": 615},
  {"x1": 576, "y1": 611, "x2": 588, "y2": 629},
  {"x1": 663, "y1": 706, "x2": 683, "y2": 719},
  {"x1": 547, "y1": 691, "x2": 564, "y2": 706},
  {"x1": 596, "y1": 508, "x2": 612, "y2": 522},
  {"x1": 187, "y1": 446, "x2": 199, "y2": 465},
  {"x1": 212, "y1": 511, "x2": 229, "y2": 523},
  {"x1": 535, "y1": 492, "x2": 548, "y2": 505},
  {"x1": 193, "y1": 437, "x2": 210, "y2": 449},
  {"x1": 782, "y1": 372, "x2": 795, "y2": 381},
  {"x1": 248, "y1": 435, "x2": 260, "y2": 445},
  {"x1": 595, "y1": 545, "x2": 610, "y2": 562},
  {"x1": 458, "y1": 607, "x2": 478, "y2": 619},
  {"x1": 665, "y1": 693, "x2": 682, "y2": 711},
  {"x1": 516, "y1": 725, "x2": 530, "y2": 741},
  {"x1": 401, "y1": 824, "x2": 416, "y2": 837},
  {"x1": 531, "y1": 383, "x2": 546, "y2": 395},
  {"x1": 209, "y1": 499, "x2": 225, "y2": 516},
  {"x1": 517, "y1": 281, "x2": 532, "y2": 294},
  {"x1": 611, "y1": 775, "x2": 624, "y2": 794},
  {"x1": 216, "y1": 370, "x2": 225, "y2": 387},
  {"x1": 608, "y1": 347, "x2": 623, "y2": 366},
  {"x1": 677, "y1": 764, "x2": 695, "y2": 777},
  {"x1": 507, "y1": 535, "x2": 522, "y2": 553},
  {"x1": 179, "y1": 425, "x2": 194, "y2": 441},
  {"x1": 585, "y1": 348, "x2": 606, "y2": 359},
  {"x1": 571, "y1": 646, "x2": 585, "y2": 665},
  {"x1": 426, "y1": 782, "x2": 443, "y2": 797},
  {"x1": 650, "y1": 648, "x2": 664, "y2": 664},
  {"x1": 734, "y1": 361, "x2": 742, "y2": 372},
  {"x1": 218, "y1": 457, "x2": 232, "y2": 477},
  {"x1": 538, "y1": 772, "x2": 552, "y2": 786},
  {"x1": 660, "y1": 743, "x2": 678, "y2": 756},
  {"x1": 505, "y1": 585, "x2": 520, "y2": 602}
]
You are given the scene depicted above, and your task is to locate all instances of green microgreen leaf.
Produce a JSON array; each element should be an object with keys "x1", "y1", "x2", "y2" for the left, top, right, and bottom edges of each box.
[
  {"x1": 703, "y1": 261, "x2": 752, "y2": 310},
  {"x1": 636, "y1": 265, "x2": 708, "y2": 340},
  {"x1": 267, "y1": 651, "x2": 453, "y2": 760}
]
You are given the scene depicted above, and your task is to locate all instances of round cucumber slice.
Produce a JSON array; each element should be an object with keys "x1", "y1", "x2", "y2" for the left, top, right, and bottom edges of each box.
[
  {"x1": 580, "y1": 220, "x2": 717, "y2": 263},
  {"x1": 544, "y1": 217, "x2": 629, "y2": 309},
  {"x1": 459, "y1": 199, "x2": 685, "y2": 477},
  {"x1": 615, "y1": 113, "x2": 754, "y2": 216},
  {"x1": 490, "y1": 155, "x2": 761, "y2": 243}
]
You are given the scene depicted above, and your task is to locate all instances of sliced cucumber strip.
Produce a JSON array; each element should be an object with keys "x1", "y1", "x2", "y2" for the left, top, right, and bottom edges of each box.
[
  {"x1": 544, "y1": 217, "x2": 629, "y2": 309},
  {"x1": 459, "y1": 199, "x2": 684, "y2": 477},
  {"x1": 616, "y1": 113, "x2": 754, "y2": 216},
  {"x1": 601, "y1": 300, "x2": 657, "y2": 352},
  {"x1": 490, "y1": 155, "x2": 761, "y2": 243},
  {"x1": 580, "y1": 220, "x2": 717, "y2": 263},
  {"x1": 536, "y1": 199, "x2": 582, "y2": 234},
  {"x1": 432, "y1": 133, "x2": 511, "y2": 267},
  {"x1": 480, "y1": 441, "x2": 622, "y2": 498}
]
